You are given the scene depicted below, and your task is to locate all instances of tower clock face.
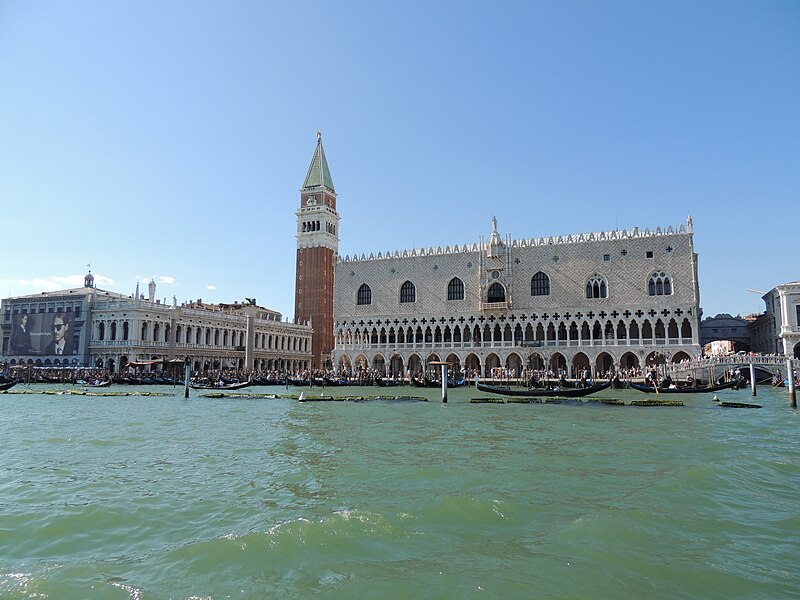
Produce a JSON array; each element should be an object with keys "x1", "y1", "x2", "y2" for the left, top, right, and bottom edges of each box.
[{"x1": 491, "y1": 270, "x2": 500, "y2": 279}]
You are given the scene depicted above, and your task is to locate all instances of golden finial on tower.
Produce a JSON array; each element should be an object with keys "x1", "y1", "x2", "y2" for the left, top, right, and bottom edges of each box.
[{"x1": 317, "y1": 130, "x2": 322, "y2": 142}]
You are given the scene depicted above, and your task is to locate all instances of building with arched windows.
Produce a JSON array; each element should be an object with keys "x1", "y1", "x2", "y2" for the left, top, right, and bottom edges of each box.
[
  {"x1": 332, "y1": 215, "x2": 702, "y2": 378},
  {"x1": 1, "y1": 274, "x2": 312, "y2": 374}
]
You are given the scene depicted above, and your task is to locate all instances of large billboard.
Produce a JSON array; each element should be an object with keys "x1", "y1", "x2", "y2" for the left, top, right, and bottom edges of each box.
[{"x1": 10, "y1": 312, "x2": 78, "y2": 356}]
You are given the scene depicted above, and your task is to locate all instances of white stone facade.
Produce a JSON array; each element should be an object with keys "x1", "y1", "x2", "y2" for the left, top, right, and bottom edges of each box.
[
  {"x1": 332, "y1": 220, "x2": 702, "y2": 377},
  {"x1": 750, "y1": 282, "x2": 800, "y2": 357},
  {"x1": 1, "y1": 284, "x2": 313, "y2": 373}
]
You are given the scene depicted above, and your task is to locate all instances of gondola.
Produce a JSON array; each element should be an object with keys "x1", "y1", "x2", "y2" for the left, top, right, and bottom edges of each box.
[
  {"x1": 629, "y1": 380, "x2": 739, "y2": 394},
  {"x1": 0, "y1": 380, "x2": 17, "y2": 391},
  {"x1": 190, "y1": 380, "x2": 252, "y2": 390},
  {"x1": 610, "y1": 376, "x2": 628, "y2": 389},
  {"x1": 421, "y1": 377, "x2": 466, "y2": 388},
  {"x1": 286, "y1": 377, "x2": 311, "y2": 387},
  {"x1": 476, "y1": 380, "x2": 611, "y2": 398},
  {"x1": 376, "y1": 377, "x2": 404, "y2": 387}
]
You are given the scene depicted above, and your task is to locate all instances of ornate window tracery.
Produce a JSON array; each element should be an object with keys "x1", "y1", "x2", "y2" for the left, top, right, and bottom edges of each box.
[
  {"x1": 585, "y1": 274, "x2": 608, "y2": 298},
  {"x1": 648, "y1": 272, "x2": 672, "y2": 296}
]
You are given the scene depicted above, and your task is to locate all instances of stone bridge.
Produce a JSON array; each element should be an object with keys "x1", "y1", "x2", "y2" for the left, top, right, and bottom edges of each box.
[{"x1": 667, "y1": 355, "x2": 789, "y2": 383}]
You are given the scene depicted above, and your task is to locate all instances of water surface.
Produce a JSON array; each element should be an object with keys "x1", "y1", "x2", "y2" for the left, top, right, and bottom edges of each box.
[{"x1": 1, "y1": 384, "x2": 798, "y2": 598}]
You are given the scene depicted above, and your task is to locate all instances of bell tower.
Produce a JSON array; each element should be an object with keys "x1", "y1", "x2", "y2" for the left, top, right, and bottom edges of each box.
[{"x1": 294, "y1": 131, "x2": 340, "y2": 369}]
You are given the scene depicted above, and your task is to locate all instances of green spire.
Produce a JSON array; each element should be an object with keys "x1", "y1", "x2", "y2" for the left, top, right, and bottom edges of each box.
[{"x1": 303, "y1": 130, "x2": 335, "y2": 191}]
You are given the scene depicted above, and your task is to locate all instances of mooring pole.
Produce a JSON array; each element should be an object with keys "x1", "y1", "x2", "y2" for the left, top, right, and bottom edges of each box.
[
  {"x1": 749, "y1": 363, "x2": 757, "y2": 397},
  {"x1": 184, "y1": 361, "x2": 191, "y2": 399},
  {"x1": 441, "y1": 363, "x2": 448, "y2": 403},
  {"x1": 788, "y1": 359, "x2": 796, "y2": 409}
]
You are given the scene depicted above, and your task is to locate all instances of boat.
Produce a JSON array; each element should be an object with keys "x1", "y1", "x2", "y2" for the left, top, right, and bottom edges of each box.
[
  {"x1": 629, "y1": 380, "x2": 739, "y2": 394},
  {"x1": 420, "y1": 377, "x2": 466, "y2": 388},
  {"x1": 84, "y1": 380, "x2": 111, "y2": 388},
  {"x1": 476, "y1": 380, "x2": 611, "y2": 398},
  {"x1": 610, "y1": 376, "x2": 628, "y2": 389},
  {"x1": 286, "y1": 377, "x2": 311, "y2": 387},
  {"x1": 190, "y1": 380, "x2": 252, "y2": 390},
  {"x1": 0, "y1": 380, "x2": 17, "y2": 391},
  {"x1": 376, "y1": 377, "x2": 404, "y2": 387}
]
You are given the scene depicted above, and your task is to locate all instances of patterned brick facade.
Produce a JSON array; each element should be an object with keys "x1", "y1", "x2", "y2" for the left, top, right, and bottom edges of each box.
[{"x1": 332, "y1": 219, "x2": 702, "y2": 377}]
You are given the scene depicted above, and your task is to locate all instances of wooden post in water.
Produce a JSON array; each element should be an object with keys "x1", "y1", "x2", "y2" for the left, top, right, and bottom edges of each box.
[
  {"x1": 184, "y1": 361, "x2": 191, "y2": 399},
  {"x1": 788, "y1": 359, "x2": 796, "y2": 408},
  {"x1": 749, "y1": 363, "x2": 757, "y2": 397},
  {"x1": 429, "y1": 361, "x2": 448, "y2": 403},
  {"x1": 441, "y1": 363, "x2": 448, "y2": 403}
]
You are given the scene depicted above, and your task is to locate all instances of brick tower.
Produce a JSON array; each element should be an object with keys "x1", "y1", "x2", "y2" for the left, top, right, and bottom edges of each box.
[{"x1": 294, "y1": 131, "x2": 339, "y2": 369}]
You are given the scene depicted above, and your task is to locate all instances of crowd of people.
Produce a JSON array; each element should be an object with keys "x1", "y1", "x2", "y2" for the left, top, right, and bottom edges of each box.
[{"x1": 2, "y1": 351, "x2": 796, "y2": 387}]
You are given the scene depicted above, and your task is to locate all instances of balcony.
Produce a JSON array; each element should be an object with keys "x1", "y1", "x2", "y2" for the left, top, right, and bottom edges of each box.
[{"x1": 480, "y1": 301, "x2": 509, "y2": 311}]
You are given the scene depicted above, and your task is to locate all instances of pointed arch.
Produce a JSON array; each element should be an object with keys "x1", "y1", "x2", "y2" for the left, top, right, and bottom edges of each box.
[
  {"x1": 400, "y1": 281, "x2": 416, "y2": 303},
  {"x1": 357, "y1": 284, "x2": 372, "y2": 305},
  {"x1": 487, "y1": 282, "x2": 506, "y2": 303},
  {"x1": 447, "y1": 277, "x2": 465, "y2": 301},
  {"x1": 531, "y1": 271, "x2": 550, "y2": 296}
]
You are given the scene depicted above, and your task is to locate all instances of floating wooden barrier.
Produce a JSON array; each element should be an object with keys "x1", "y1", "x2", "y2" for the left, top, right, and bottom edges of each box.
[
  {"x1": 298, "y1": 395, "x2": 427, "y2": 402},
  {"x1": 629, "y1": 399, "x2": 684, "y2": 407},
  {"x1": 5, "y1": 389, "x2": 170, "y2": 397},
  {"x1": 717, "y1": 401, "x2": 761, "y2": 409},
  {"x1": 472, "y1": 397, "x2": 625, "y2": 405}
]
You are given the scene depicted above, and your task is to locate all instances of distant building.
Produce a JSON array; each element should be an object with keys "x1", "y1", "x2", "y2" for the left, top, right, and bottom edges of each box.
[
  {"x1": 749, "y1": 282, "x2": 800, "y2": 357},
  {"x1": 699, "y1": 313, "x2": 751, "y2": 352},
  {"x1": 1, "y1": 272, "x2": 312, "y2": 373}
]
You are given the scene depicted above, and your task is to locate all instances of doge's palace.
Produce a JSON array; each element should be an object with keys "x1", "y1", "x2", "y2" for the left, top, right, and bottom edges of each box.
[{"x1": 332, "y1": 216, "x2": 701, "y2": 378}]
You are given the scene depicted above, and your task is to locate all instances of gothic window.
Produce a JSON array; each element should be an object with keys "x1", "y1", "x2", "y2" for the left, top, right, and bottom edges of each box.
[
  {"x1": 357, "y1": 284, "x2": 372, "y2": 305},
  {"x1": 648, "y1": 272, "x2": 673, "y2": 296},
  {"x1": 400, "y1": 281, "x2": 416, "y2": 303},
  {"x1": 98, "y1": 322, "x2": 105, "y2": 341},
  {"x1": 487, "y1": 282, "x2": 506, "y2": 303},
  {"x1": 585, "y1": 274, "x2": 608, "y2": 299},
  {"x1": 531, "y1": 271, "x2": 550, "y2": 296},
  {"x1": 447, "y1": 277, "x2": 464, "y2": 301}
]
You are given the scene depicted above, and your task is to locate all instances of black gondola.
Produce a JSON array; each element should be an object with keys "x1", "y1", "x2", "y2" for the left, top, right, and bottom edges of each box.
[
  {"x1": 190, "y1": 380, "x2": 252, "y2": 390},
  {"x1": 0, "y1": 380, "x2": 17, "y2": 391},
  {"x1": 420, "y1": 377, "x2": 466, "y2": 388},
  {"x1": 629, "y1": 380, "x2": 739, "y2": 394},
  {"x1": 376, "y1": 378, "x2": 404, "y2": 387},
  {"x1": 476, "y1": 381, "x2": 611, "y2": 397}
]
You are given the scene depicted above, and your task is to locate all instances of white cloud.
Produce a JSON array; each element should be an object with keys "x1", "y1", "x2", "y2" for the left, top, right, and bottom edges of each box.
[
  {"x1": 2, "y1": 273, "x2": 114, "y2": 291},
  {"x1": 159, "y1": 276, "x2": 176, "y2": 285},
  {"x1": 206, "y1": 285, "x2": 216, "y2": 290}
]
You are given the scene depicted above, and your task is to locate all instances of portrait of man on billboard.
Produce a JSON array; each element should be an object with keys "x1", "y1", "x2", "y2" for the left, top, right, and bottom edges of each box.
[
  {"x1": 44, "y1": 313, "x2": 75, "y2": 356},
  {"x1": 10, "y1": 314, "x2": 34, "y2": 354}
]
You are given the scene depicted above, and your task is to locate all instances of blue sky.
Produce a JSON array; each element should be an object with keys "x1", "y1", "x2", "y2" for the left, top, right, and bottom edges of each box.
[{"x1": 1, "y1": 1, "x2": 797, "y2": 319}]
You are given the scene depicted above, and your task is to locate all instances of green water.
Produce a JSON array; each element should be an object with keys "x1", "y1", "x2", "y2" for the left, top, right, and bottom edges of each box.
[{"x1": 1, "y1": 384, "x2": 798, "y2": 599}]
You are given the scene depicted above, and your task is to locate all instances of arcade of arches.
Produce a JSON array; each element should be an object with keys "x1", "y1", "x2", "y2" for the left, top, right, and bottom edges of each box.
[{"x1": 336, "y1": 349, "x2": 694, "y2": 378}]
